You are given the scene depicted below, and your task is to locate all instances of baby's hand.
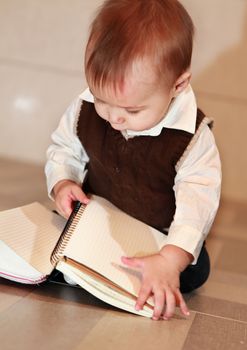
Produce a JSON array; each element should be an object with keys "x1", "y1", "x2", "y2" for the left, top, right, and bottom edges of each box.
[
  {"x1": 53, "y1": 179, "x2": 90, "y2": 218},
  {"x1": 122, "y1": 245, "x2": 192, "y2": 320}
]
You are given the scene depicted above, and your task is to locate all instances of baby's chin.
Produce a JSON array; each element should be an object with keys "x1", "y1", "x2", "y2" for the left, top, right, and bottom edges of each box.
[
  {"x1": 110, "y1": 123, "x2": 127, "y2": 131},
  {"x1": 110, "y1": 122, "x2": 150, "y2": 132}
]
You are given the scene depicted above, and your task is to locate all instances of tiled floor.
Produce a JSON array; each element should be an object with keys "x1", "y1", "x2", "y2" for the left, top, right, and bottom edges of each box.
[{"x1": 0, "y1": 157, "x2": 247, "y2": 350}]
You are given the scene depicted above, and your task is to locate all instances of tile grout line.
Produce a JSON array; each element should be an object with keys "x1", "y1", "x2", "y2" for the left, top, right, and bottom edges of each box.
[{"x1": 191, "y1": 309, "x2": 247, "y2": 325}]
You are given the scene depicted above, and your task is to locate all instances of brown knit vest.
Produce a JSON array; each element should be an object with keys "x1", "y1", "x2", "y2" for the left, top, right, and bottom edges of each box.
[{"x1": 77, "y1": 101, "x2": 206, "y2": 231}]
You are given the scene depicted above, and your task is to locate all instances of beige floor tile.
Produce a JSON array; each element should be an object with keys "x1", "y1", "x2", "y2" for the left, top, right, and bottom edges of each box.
[
  {"x1": 206, "y1": 237, "x2": 224, "y2": 268},
  {"x1": 0, "y1": 279, "x2": 194, "y2": 350},
  {"x1": 188, "y1": 294, "x2": 247, "y2": 322},
  {"x1": 0, "y1": 304, "x2": 104, "y2": 350},
  {"x1": 0, "y1": 282, "x2": 107, "y2": 350},
  {"x1": 196, "y1": 281, "x2": 247, "y2": 305},
  {"x1": 211, "y1": 199, "x2": 247, "y2": 248},
  {"x1": 0, "y1": 279, "x2": 35, "y2": 313},
  {"x1": 209, "y1": 269, "x2": 247, "y2": 290},
  {"x1": 213, "y1": 198, "x2": 247, "y2": 234},
  {"x1": 182, "y1": 313, "x2": 247, "y2": 350},
  {"x1": 76, "y1": 311, "x2": 196, "y2": 350},
  {"x1": 0, "y1": 158, "x2": 47, "y2": 210},
  {"x1": 211, "y1": 225, "x2": 247, "y2": 242},
  {"x1": 213, "y1": 238, "x2": 247, "y2": 275}
]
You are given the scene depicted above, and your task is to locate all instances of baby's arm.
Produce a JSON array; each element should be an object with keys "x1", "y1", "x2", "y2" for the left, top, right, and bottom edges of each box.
[
  {"x1": 123, "y1": 125, "x2": 221, "y2": 320},
  {"x1": 167, "y1": 125, "x2": 221, "y2": 260},
  {"x1": 45, "y1": 97, "x2": 89, "y2": 217}
]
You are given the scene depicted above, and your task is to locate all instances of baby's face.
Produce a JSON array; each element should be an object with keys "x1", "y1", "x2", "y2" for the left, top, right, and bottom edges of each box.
[{"x1": 89, "y1": 64, "x2": 176, "y2": 132}]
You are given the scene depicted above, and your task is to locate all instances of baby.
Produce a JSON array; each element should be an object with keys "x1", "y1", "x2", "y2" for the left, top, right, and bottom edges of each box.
[{"x1": 45, "y1": 0, "x2": 221, "y2": 320}]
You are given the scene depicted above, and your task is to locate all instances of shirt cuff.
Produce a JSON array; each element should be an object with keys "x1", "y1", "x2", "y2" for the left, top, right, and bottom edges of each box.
[
  {"x1": 46, "y1": 165, "x2": 87, "y2": 199},
  {"x1": 163, "y1": 224, "x2": 205, "y2": 264}
]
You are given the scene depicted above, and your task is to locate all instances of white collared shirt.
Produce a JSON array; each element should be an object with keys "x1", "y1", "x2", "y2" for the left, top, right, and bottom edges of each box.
[{"x1": 45, "y1": 86, "x2": 221, "y2": 263}]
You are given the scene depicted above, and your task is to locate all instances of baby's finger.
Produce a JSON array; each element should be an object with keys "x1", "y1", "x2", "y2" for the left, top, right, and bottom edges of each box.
[
  {"x1": 59, "y1": 201, "x2": 73, "y2": 219},
  {"x1": 163, "y1": 290, "x2": 176, "y2": 320},
  {"x1": 56, "y1": 206, "x2": 70, "y2": 219},
  {"x1": 176, "y1": 289, "x2": 190, "y2": 317},
  {"x1": 152, "y1": 289, "x2": 165, "y2": 320},
  {"x1": 135, "y1": 284, "x2": 152, "y2": 312},
  {"x1": 71, "y1": 187, "x2": 90, "y2": 204},
  {"x1": 55, "y1": 195, "x2": 74, "y2": 218},
  {"x1": 121, "y1": 256, "x2": 143, "y2": 269}
]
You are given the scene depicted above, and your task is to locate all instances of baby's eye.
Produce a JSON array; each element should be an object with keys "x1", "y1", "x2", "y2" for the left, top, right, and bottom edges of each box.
[{"x1": 127, "y1": 110, "x2": 140, "y2": 115}]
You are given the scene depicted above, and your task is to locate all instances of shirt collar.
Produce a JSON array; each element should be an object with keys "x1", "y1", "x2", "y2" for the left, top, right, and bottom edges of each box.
[{"x1": 79, "y1": 84, "x2": 197, "y2": 136}]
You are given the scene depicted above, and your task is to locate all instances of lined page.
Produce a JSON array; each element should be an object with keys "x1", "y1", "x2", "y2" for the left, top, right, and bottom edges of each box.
[
  {"x1": 64, "y1": 195, "x2": 167, "y2": 297},
  {"x1": 0, "y1": 241, "x2": 47, "y2": 284},
  {"x1": 0, "y1": 202, "x2": 66, "y2": 277}
]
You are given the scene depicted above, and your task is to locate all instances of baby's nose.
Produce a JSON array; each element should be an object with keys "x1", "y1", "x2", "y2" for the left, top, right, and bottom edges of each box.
[{"x1": 109, "y1": 112, "x2": 125, "y2": 124}]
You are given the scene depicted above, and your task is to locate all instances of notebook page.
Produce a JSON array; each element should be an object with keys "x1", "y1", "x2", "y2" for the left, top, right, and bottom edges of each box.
[
  {"x1": 0, "y1": 202, "x2": 66, "y2": 277},
  {"x1": 63, "y1": 195, "x2": 167, "y2": 296},
  {"x1": 0, "y1": 241, "x2": 47, "y2": 284}
]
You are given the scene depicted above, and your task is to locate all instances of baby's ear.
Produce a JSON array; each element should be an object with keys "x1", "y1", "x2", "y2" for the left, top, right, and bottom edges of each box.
[{"x1": 173, "y1": 70, "x2": 191, "y2": 96}]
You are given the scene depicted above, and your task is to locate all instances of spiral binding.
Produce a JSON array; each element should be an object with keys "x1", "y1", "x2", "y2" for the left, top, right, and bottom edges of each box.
[{"x1": 50, "y1": 202, "x2": 86, "y2": 266}]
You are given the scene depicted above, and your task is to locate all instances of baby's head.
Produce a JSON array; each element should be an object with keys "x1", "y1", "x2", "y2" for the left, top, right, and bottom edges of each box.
[{"x1": 85, "y1": 0, "x2": 195, "y2": 132}]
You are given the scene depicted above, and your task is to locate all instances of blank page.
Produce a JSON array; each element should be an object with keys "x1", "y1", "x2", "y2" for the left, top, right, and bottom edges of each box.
[
  {"x1": 0, "y1": 202, "x2": 66, "y2": 278},
  {"x1": 64, "y1": 195, "x2": 167, "y2": 297}
]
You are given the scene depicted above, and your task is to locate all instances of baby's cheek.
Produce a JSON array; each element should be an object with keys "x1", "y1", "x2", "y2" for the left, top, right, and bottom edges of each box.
[{"x1": 95, "y1": 105, "x2": 108, "y2": 121}]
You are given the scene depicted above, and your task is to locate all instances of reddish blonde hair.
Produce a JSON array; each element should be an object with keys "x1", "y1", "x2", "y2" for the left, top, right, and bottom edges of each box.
[{"x1": 85, "y1": 0, "x2": 194, "y2": 91}]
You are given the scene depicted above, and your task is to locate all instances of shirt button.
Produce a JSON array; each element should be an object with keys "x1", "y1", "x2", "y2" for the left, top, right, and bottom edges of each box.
[{"x1": 115, "y1": 167, "x2": 120, "y2": 173}]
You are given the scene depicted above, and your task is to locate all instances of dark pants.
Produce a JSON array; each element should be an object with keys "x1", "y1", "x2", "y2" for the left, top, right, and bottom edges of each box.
[{"x1": 180, "y1": 244, "x2": 210, "y2": 293}]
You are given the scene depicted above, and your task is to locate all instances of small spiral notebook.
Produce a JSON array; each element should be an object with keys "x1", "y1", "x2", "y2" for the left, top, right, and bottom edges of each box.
[{"x1": 0, "y1": 195, "x2": 167, "y2": 317}]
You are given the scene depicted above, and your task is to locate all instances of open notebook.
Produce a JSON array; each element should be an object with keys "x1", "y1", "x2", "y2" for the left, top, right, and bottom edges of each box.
[{"x1": 0, "y1": 195, "x2": 167, "y2": 317}]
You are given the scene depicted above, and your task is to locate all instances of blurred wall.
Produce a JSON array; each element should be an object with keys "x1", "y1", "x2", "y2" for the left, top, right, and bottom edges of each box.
[
  {"x1": 0, "y1": 0, "x2": 246, "y2": 203},
  {"x1": 181, "y1": 0, "x2": 247, "y2": 203}
]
